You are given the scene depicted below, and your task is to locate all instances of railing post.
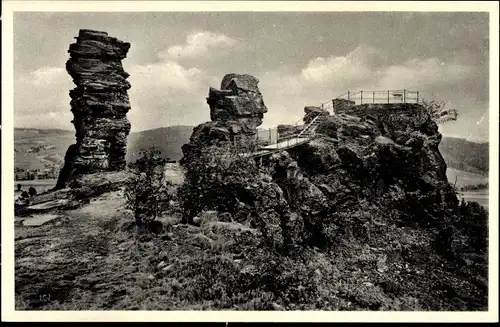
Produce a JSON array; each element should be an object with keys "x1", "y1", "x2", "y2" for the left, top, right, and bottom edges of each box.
[
  {"x1": 269, "y1": 128, "x2": 271, "y2": 144},
  {"x1": 416, "y1": 91, "x2": 419, "y2": 103},
  {"x1": 360, "y1": 90, "x2": 363, "y2": 105},
  {"x1": 347, "y1": 91, "x2": 350, "y2": 106},
  {"x1": 387, "y1": 90, "x2": 390, "y2": 104},
  {"x1": 373, "y1": 91, "x2": 375, "y2": 104},
  {"x1": 403, "y1": 89, "x2": 406, "y2": 103},
  {"x1": 332, "y1": 99, "x2": 335, "y2": 114}
]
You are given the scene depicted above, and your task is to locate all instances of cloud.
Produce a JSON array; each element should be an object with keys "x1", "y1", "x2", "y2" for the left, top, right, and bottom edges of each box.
[
  {"x1": 30, "y1": 67, "x2": 66, "y2": 86},
  {"x1": 126, "y1": 53, "x2": 217, "y2": 131},
  {"x1": 300, "y1": 45, "x2": 387, "y2": 86},
  {"x1": 257, "y1": 45, "x2": 483, "y2": 135},
  {"x1": 122, "y1": 30, "x2": 242, "y2": 130},
  {"x1": 377, "y1": 58, "x2": 475, "y2": 90},
  {"x1": 14, "y1": 112, "x2": 73, "y2": 130},
  {"x1": 14, "y1": 66, "x2": 73, "y2": 118},
  {"x1": 157, "y1": 31, "x2": 238, "y2": 61},
  {"x1": 299, "y1": 45, "x2": 475, "y2": 94},
  {"x1": 129, "y1": 60, "x2": 202, "y2": 91}
]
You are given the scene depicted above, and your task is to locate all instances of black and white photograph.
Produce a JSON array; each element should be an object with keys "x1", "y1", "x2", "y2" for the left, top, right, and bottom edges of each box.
[{"x1": 1, "y1": 0, "x2": 498, "y2": 322}]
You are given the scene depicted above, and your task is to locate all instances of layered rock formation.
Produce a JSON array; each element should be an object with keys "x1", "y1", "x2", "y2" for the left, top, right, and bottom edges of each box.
[
  {"x1": 181, "y1": 102, "x2": 459, "y2": 247},
  {"x1": 175, "y1": 97, "x2": 486, "y2": 310},
  {"x1": 181, "y1": 73, "x2": 267, "y2": 164},
  {"x1": 55, "y1": 29, "x2": 132, "y2": 189},
  {"x1": 288, "y1": 104, "x2": 458, "y2": 225},
  {"x1": 303, "y1": 105, "x2": 330, "y2": 123}
]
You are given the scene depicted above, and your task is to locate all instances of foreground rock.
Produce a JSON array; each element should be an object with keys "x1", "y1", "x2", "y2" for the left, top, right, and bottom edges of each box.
[
  {"x1": 22, "y1": 214, "x2": 61, "y2": 227},
  {"x1": 55, "y1": 29, "x2": 132, "y2": 189},
  {"x1": 15, "y1": 171, "x2": 131, "y2": 217},
  {"x1": 292, "y1": 104, "x2": 458, "y2": 222}
]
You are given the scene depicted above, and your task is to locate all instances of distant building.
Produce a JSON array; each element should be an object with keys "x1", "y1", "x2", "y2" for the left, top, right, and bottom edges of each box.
[{"x1": 14, "y1": 165, "x2": 59, "y2": 181}]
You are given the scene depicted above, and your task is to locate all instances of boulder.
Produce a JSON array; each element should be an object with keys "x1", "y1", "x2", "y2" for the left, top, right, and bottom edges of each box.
[{"x1": 304, "y1": 106, "x2": 330, "y2": 124}]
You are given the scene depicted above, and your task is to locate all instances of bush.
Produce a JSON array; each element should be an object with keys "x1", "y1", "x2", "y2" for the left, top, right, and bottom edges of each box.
[
  {"x1": 178, "y1": 143, "x2": 260, "y2": 223},
  {"x1": 125, "y1": 148, "x2": 171, "y2": 228},
  {"x1": 456, "y1": 200, "x2": 488, "y2": 253},
  {"x1": 419, "y1": 99, "x2": 459, "y2": 124},
  {"x1": 459, "y1": 183, "x2": 488, "y2": 192}
]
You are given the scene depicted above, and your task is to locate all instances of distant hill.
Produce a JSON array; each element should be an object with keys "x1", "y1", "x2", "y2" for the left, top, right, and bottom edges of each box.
[
  {"x1": 126, "y1": 126, "x2": 194, "y2": 163},
  {"x1": 438, "y1": 137, "x2": 489, "y2": 175},
  {"x1": 14, "y1": 128, "x2": 75, "y2": 171},
  {"x1": 14, "y1": 127, "x2": 489, "y2": 181},
  {"x1": 14, "y1": 126, "x2": 194, "y2": 171}
]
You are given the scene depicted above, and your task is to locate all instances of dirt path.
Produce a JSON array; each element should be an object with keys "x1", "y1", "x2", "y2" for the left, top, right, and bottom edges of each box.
[
  {"x1": 15, "y1": 190, "x2": 147, "y2": 309},
  {"x1": 15, "y1": 189, "x2": 248, "y2": 310}
]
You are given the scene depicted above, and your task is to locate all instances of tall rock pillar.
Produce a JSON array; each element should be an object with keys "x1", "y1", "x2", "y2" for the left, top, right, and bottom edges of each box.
[
  {"x1": 181, "y1": 73, "x2": 268, "y2": 165},
  {"x1": 55, "y1": 29, "x2": 132, "y2": 189}
]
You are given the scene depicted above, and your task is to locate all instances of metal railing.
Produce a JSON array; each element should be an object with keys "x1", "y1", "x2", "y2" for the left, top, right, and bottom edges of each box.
[
  {"x1": 318, "y1": 100, "x2": 335, "y2": 112},
  {"x1": 255, "y1": 110, "x2": 316, "y2": 147},
  {"x1": 335, "y1": 89, "x2": 419, "y2": 105},
  {"x1": 256, "y1": 127, "x2": 280, "y2": 146},
  {"x1": 315, "y1": 89, "x2": 420, "y2": 114}
]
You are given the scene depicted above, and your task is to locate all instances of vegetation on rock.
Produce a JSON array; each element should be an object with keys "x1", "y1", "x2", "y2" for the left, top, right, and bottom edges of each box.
[
  {"x1": 125, "y1": 148, "x2": 172, "y2": 229},
  {"x1": 173, "y1": 96, "x2": 488, "y2": 310}
]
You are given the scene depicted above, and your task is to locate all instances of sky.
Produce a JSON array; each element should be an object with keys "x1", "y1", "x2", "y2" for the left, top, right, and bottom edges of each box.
[{"x1": 13, "y1": 11, "x2": 490, "y2": 142}]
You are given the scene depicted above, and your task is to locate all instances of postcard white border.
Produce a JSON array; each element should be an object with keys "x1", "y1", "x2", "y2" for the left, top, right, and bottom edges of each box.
[{"x1": 2, "y1": 0, "x2": 499, "y2": 322}]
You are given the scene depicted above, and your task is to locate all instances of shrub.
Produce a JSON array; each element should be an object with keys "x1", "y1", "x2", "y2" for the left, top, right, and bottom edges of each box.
[
  {"x1": 459, "y1": 183, "x2": 488, "y2": 192},
  {"x1": 456, "y1": 200, "x2": 489, "y2": 253},
  {"x1": 125, "y1": 148, "x2": 171, "y2": 228},
  {"x1": 178, "y1": 142, "x2": 260, "y2": 223},
  {"x1": 418, "y1": 99, "x2": 459, "y2": 124}
]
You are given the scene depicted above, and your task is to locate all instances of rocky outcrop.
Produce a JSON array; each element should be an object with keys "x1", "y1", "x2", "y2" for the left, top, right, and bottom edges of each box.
[
  {"x1": 303, "y1": 106, "x2": 330, "y2": 123},
  {"x1": 55, "y1": 29, "x2": 132, "y2": 189},
  {"x1": 181, "y1": 101, "x2": 460, "y2": 248},
  {"x1": 287, "y1": 103, "x2": 458, "y2": 225},
  {"x1": 181, "y1": 73, "x2": 267, "y2": 164},
  {"x1": 332, "y1": 98, "x2": 355, "y2": 113}
]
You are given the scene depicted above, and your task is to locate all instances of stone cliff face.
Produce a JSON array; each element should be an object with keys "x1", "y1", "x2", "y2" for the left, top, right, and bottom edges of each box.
[
  {"x1": 178, "y1": 99, "x2": 487, "y2": 310},
  {"x1": 55, "y1": 29, "x2": 132, "y2": 189},
  {"x1": 181, "y1": 73, "x2": 267, "y2": 164},
  {"x1": 288, "y1": 104, "x2": 458, "y2": 225},
  {"x1": 181, "y1": 100, "x2": 458, "y2": 248}
]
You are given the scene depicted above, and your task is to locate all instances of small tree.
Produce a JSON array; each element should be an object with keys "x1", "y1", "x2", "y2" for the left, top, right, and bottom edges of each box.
[
  {"x1": 125, "y1": 147, "x2": 170, "y2": 229},
  {"x1": 419, "y1": 99, "x2": 459, "y2": 124}
]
